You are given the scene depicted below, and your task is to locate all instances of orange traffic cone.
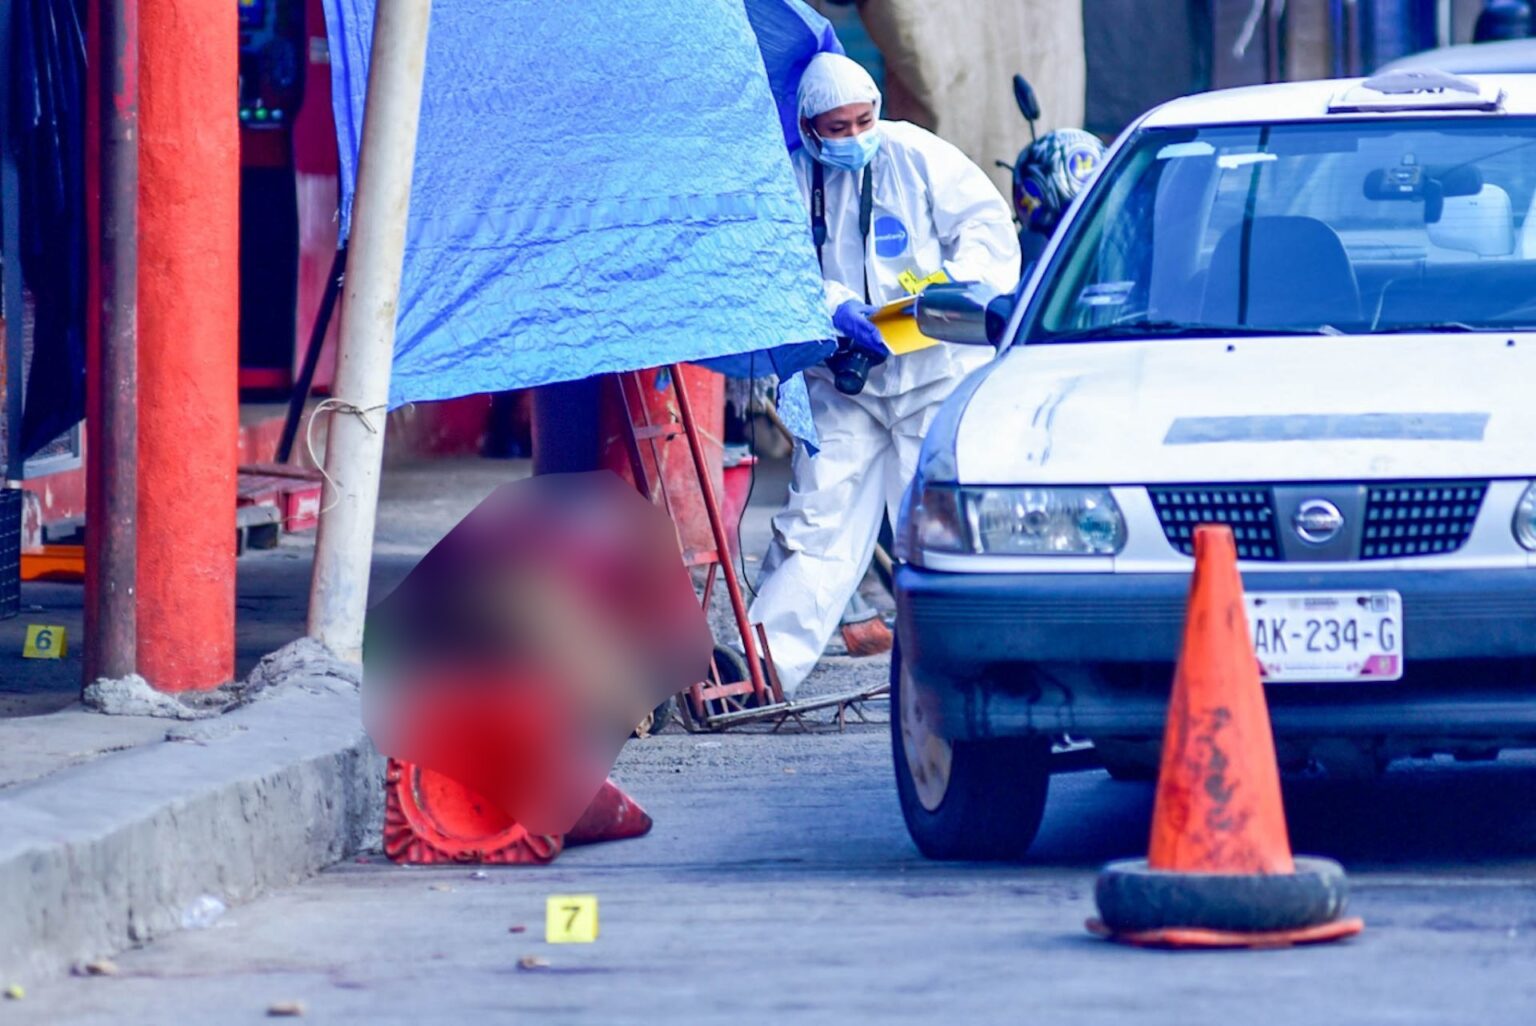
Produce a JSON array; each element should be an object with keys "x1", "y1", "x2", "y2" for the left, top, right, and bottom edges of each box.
[
  {"x1": 1087, "y1": 525, "x2": 1364, "y2": 949},
  {"x1": 383, "y1": 759, "x2": 563, "y2": 865},
  {"x1": 566, "y1": 779, "x2": 654, "y2": 845},
  {"x1": 383, "y1": 761, "x2": 652, "y2": 864}
]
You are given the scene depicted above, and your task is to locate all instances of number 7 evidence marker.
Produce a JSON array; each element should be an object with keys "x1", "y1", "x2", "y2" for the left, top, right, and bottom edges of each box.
[{"x1": 545, "y1": 895, "x2": 599, "y2": 944}]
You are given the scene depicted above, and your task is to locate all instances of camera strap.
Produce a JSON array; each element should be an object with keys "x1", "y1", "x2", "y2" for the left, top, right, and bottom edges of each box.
[{"x1": 811, "y1": 161, "x2": 875, "y2": 304}]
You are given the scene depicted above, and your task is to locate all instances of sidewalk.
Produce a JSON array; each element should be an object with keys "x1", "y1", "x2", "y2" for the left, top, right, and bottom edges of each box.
[
  {"x1": 0, "y1": 452, "x2": 886, "y2": 987},
  {"x1": 0, "y1": 458, "x2": 531, "y2": 984}
]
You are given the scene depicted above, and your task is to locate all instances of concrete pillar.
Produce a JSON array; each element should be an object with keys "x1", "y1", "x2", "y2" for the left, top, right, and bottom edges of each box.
[{"x1": 136, "y1": 0, "x2": 239, "y2": 690}]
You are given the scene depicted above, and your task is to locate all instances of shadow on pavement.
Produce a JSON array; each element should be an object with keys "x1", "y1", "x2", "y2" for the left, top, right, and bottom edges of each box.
[{"x1": 1027, "y1": 755, "x2": 1536, "y2": 871}]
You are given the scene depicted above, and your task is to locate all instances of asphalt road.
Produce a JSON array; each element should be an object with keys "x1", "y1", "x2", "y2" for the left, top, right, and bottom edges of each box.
[{"x1": 17, "y1": 678, "x2": 1536, "y2": 1025}]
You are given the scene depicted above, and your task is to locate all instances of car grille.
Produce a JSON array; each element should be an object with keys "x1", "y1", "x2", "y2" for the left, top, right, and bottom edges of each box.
[
  {"x1": 1361, "y1": 481, "x2": 1487, "y2": 560},
  {"x1": 1148, "y1": 481, "x2": 1490, "y2": 561},
  {"x1": 1148, "y1": 487, "x2": 1282, "y2": 561}
]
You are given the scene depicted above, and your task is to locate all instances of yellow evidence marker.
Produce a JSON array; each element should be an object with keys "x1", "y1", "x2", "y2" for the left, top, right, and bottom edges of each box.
[
  {"x1": 545, "y1": 895, "x2": 599, "y2": 944},
  {"x1": 875, "y1": 269, "x2": 955, "y2": 357},
  {"x1": 23, "y1": 625, "x2": 67, "y2": 659}
]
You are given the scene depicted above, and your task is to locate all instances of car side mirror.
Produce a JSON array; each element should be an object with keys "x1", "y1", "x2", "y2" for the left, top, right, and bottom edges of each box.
[
  {"x1": 915, "y1": 282, "x2": 1012, "y2": 347},
  {"x1": 985, "y1": 294, "x2": 1016, "y2": 345}
]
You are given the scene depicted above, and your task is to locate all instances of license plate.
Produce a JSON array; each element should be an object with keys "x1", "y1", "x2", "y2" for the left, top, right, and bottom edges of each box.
[{"x1": 1245, "y1": 591, "x2": 1403, "y2": 683}]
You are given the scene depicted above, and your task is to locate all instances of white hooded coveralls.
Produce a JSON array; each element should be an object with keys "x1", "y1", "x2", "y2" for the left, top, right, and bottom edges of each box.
[{"x1": 749, "y1": 53, "x2": 1020, "y2": 696}]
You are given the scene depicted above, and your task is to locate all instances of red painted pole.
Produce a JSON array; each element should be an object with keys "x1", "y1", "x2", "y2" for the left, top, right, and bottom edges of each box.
[
  {"x1": 135, "y1": 0, "x2": 239, "y2": 690},
  {"x1": 90, "y1": 0, "x2": 140, "y2": 683}
]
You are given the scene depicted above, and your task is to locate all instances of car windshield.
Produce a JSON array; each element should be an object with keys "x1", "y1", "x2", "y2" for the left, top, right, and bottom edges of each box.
[{"x1": 1025, "y1": 117, "x2": 1536, "y2": 342}]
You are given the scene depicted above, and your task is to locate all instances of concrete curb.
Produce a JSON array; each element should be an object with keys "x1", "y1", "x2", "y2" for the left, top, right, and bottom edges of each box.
[{"x1": 0, "y1": 677, "x2": 383, "y2": 984}]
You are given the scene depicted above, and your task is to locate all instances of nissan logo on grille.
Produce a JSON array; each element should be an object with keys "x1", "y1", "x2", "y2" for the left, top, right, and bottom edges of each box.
[{"x1": 1294, "y1": 499, "x2": 1345, "y2": 544}]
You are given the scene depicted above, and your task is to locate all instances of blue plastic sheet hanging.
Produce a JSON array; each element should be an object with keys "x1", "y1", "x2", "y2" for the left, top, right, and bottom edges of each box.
[{"x1": 320, "y1": 0, "x2": 838, "y2": 446}]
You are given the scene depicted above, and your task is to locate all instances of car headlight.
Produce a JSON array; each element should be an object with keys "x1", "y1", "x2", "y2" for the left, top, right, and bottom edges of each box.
[
  {"x1": 909, "y1": 484, "x2": 1126, "y2": 556},
  {"x1": 1515, "y1": 483, "x2": 1536, "y2": 551}
]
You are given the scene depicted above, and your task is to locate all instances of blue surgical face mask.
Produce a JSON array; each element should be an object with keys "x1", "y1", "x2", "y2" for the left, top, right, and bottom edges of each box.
[{"x1": 816, "y1": 127, "x2": 882, "y2": 172}]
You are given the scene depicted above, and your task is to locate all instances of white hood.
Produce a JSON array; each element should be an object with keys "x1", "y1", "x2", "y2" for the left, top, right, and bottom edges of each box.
[
  {"x1": 795, "y1": 52, "x2": 882, "y2": 159},
  {"x1": 955, "y1": 334, "x2": 1536, "y2": 485}
]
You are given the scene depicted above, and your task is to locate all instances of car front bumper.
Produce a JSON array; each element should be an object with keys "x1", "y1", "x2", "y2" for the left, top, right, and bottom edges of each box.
[{"x1": 895, "y1": 564, "x2": 1536, "y2": 742}]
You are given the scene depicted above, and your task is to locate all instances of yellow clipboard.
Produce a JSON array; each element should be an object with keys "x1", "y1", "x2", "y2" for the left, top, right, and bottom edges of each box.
[{"x1": 870, "y1": 294, "x2": 940, "y2": 357}]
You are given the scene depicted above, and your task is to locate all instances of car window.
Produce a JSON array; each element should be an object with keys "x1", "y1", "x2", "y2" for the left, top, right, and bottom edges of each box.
[{"x1": 1025, "y1": 117, "x2": 1536, "y2": 342}]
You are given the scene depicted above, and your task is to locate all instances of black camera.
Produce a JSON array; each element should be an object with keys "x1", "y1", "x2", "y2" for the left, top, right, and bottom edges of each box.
[{"x1": 825, "y1": 338, "x2": 887, "y2": 396}]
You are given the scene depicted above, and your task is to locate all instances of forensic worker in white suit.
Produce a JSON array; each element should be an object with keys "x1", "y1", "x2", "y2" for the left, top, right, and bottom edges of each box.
[{"x1": 750, "y1": 52, "x2": 1020, "y2": 697}]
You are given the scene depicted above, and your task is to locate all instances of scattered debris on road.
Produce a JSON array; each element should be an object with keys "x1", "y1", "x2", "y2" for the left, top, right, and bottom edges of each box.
[{"x1": 181, "y1": 895, "x2": 227, "y2": 930}]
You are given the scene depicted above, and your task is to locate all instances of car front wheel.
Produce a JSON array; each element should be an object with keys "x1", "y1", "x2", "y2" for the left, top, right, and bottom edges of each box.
[{"x1": 890, "y1": 645, "x2": 1050, "y2": 861}]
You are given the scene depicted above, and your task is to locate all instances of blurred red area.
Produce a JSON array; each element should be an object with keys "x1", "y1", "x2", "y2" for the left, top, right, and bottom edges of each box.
[{"x1": 363, "y1": 472, "x2": 712, "y2": 835}]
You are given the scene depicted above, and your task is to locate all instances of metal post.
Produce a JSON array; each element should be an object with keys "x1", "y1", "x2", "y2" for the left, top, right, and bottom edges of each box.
[
  {"x1": 308, "y1": 0, "x2": 432, "y2": 660},
  {"x1": 1329, "y1": 0, "x2": 1347, "y2": 79},
  {"x1": 1344, "y1": 0, "x2": 1362, "y2": 77},
  {"x1": 530, "y1": 377, "x2": 602, "y2": 475},
  {"x1": 94, "y1": 0, "x2": 140, "y2": 681},
  {"x1": 1263, "y1": 0, "x2": 1282, "y2": 84},
  {"x1": 277, "y1": 245, "x2": 347, "y2": 464}
]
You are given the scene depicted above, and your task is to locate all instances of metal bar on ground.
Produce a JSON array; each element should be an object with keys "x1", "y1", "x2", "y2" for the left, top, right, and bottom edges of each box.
[
  {"x1": 701, "y1": 683, "x2": 889, "y2": 729},
  {"x1": 278, "y1": 246, "x2": 348, "y2": 463},
  {"x1": 308, "y1": 0, "x2": 433, "y2": 661}
]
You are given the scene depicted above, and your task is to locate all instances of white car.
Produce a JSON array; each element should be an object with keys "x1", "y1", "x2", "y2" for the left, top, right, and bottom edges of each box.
[{"x1": 894, "y1": 70, "x2": 1536, "y2": 860}]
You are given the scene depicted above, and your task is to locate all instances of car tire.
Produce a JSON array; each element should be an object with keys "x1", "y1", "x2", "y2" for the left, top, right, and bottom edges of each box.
[{"x1": 890, "y1": 644, "x2": 1050, "y2": 861}]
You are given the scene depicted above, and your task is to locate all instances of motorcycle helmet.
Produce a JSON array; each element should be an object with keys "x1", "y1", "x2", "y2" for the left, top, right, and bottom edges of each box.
[
  {"x1": 1474, "y1": 0, "x2": 1531, "y2": 42},
  {"x1": 1013, "y1": 128, "x2": 1105, "y2": 237}
]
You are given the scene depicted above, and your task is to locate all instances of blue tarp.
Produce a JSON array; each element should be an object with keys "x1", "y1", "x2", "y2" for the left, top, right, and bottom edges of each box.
[
  {"x1": 321, "y1": 0, "x2": 837, "y2": 437},
  {"x1": 744, "y1": 0, "x2": 842, "y2": 155}
]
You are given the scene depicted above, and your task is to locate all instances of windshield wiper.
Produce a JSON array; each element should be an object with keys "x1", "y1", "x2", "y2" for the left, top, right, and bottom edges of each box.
[{"x1": 1039, "y1": 321, "x2": 1341, "y2": 343}]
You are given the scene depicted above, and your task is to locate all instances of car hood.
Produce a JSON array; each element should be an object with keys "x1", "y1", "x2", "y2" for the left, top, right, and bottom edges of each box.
[{"x1": 954, "y1": 334, "x2": 1536, "y2": 485}]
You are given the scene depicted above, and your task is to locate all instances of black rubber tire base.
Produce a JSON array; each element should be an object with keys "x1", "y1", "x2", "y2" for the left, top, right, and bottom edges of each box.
[{"x1": 1095, "y1": 856, "x2": 1351, "y2": 934}]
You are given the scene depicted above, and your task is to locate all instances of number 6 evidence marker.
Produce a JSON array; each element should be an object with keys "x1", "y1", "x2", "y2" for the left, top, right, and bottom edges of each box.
[{"x1": 23, "y1": 625, "x2": 67, "y2": 659}]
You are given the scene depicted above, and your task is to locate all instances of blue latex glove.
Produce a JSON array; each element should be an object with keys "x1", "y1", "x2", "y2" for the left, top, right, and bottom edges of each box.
[{"x1": 831, "y1": 300, "x2": 890, "y2": 364}]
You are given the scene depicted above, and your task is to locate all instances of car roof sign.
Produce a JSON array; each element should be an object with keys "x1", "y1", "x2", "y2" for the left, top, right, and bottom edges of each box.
[{"x1": 1328, "y1": 70, "x2": 1504, "y2": 114}]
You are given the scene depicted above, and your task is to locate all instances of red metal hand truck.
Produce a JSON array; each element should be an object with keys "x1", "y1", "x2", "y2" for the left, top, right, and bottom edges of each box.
[{"x1": 611, "y1": 365, "x2": 886, "y2": 731}]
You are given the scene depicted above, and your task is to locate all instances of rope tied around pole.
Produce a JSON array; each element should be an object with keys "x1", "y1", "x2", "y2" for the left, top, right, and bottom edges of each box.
[{"x1": 306, "y1": 397, "x2": 390, "y2": 514}]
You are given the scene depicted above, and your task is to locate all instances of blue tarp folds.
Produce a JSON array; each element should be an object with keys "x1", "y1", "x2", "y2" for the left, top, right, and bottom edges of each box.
[{"x1": 322, "y1": 0, "x2": 837, "y2": 431}]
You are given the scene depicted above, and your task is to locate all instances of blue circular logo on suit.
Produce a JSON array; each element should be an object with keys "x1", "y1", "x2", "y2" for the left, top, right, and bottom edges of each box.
[{"x1": 874, "y1": 216, "x2": 909, "y2": 258}]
